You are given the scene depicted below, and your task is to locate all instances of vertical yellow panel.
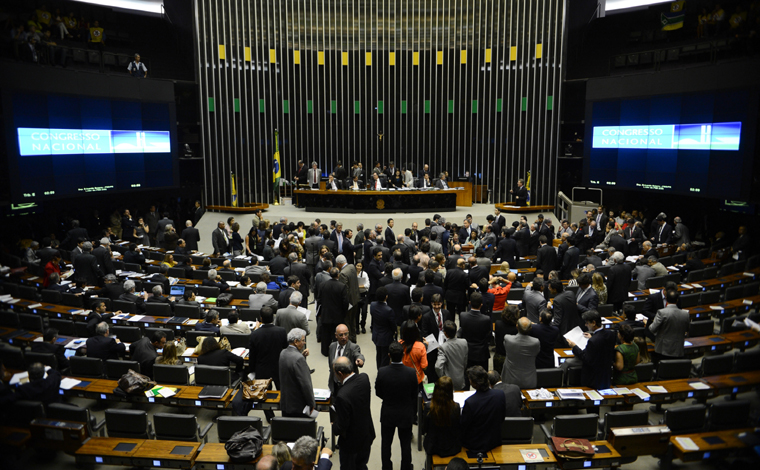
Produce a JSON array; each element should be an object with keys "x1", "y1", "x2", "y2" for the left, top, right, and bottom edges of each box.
[
  {"x1": 388, "y1": 52, "x2": 396, "y2": 66},
  {"x1": 318, "y1": 51, "x2": 325, "y2": 65},
  {"x1": 436, "y1": 51, "x2": 443, "y2": 65},
  {"x1": 365, "y1": 52, "x2": 372, "y2": 66},
  {"x1": 244, "y1": 47, "x2": 251, "y2": 62},
  {"x1": 510, "y1": 46, "x2": 517, "y2": 61},
  {"x1": 460, "y1": 50, "x2": 467, "y2": 64},
  {"x1": 342, "y1": 52, "x2": 349, "y2": 65},
  {"x1": 485, "y1": 48, "x2": 492, "y2": 63},
  {"x1": 536, "y1": 44, "x2": 543, "y2": 59},
  {"x1": 293, "y1": 50, "x2": 301, "y2": 64},
  {"x1": 218, "y1": 45, "x2": 226, "y2": 60},
  {"x1": 412, "y1": 52, "x2": 419, "y2": 65},
  {"x1": 269, "y1": 49, "x2": 276, "y2": 63}
]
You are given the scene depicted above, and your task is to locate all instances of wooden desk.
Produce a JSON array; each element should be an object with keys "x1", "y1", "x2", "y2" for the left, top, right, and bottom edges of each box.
[
  {"x1": 196, "y1": 443, "x2": 274, "y2": 470},
  {"x1": 607, "y1": 425, "x2": 671, "y2": 457},
  {"x1": 721, "y1": 330, "x2": 760, "y2": 351},
  {"x1": 490, "y1": 444, "x2": 558, "y2": 469},
  {"x1": 702, "y1": 370, "x2": 760, "y2": 398},
  {"x1": 626, "y1": 378, "x2": 717, "y2": 405},
  {"x1": 552, "y1": 440, "x2": 622, "y2": 469},
  {"x1": 132, "y1": 439, "x2": 200, "y2": 468},
  {"x1": 294, "y1": 188, "x2": 465, "y2": 212},
  {"x1": 522, "y1": 387, "x2": 628, "y2": 411},
  {"x1": 669, "y1": 428, "x2": 755, "y2": 463},
  {"x1": 495, "y1": 203, "x2": 555, "y2": 214},
  {"x1": 431, "y1": 448, "x2": 496, "y2": 468},
  {"x1": 75, "y1": 437, "x2": 145, "y2": 466}
]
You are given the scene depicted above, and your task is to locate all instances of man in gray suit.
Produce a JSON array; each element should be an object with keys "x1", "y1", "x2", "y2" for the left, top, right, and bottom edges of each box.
[
  {"x1": 249, "y1": 282, "x2": 278, "y2": 310},
  {"x1": 275, "y1": 291, "x2": 310, "y2": 335},
  {"x1": 304, "y1": 227, "x2": 323, "y2": 274},
  {"x1": 648, "y1": 289, "x2": 690, "y2": 361},
  {"x1": 501, "y1": 317, "x2": 540, "y2": 389},
  {"x1": 156, "y1": 213, "x2": 174, "y2": 248},
  {"x1": 428, "y1": 231, "x2": 444, "y2": 257},
  {"x1": 435, "y1": 320, "x2": 469, "y2": 391},
  {"x1": 522, "y1": 279, "x2": 547, "y2": 323},
  {"x1": 327, "y1": 324, "x2": 365, "y2": 392},
  {"x1": 211, "y1": 221, "x2": 230, "y2": 256},
  {"x1": 307, "y1": 161, "x2": 321, "y2": 189},
  {"x1": 279, "y1": 328, "x2": 315, "y2": 417},
  {"x1": 337, "y1": 255, "x2": 361, "y2": 342},
  {"x1": 244, "y1": 258, "x2": 269, "y2": 278}
]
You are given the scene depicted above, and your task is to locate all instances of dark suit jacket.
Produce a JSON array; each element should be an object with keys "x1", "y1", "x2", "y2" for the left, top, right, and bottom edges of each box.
[
  {"x1": 552, "y1": 290, "x2": 582, "y2": 337},
  {"x1": 198, "y1": 348, "x2": 244, "y2": 375},
  {"x1": 459, "y1": 309, "x2": 491, "y2": 362},
  {"x1": 248, "y1": 324, "x2": 288, "y2": 387},
  {"x1": 494, "y1": 237, "x2": 518, "y2": 267},
  {"x1": 320, "y1": 279, "x2": 349, "y2": 324},
  {"x1": 530, "y1": 323, "x2": 560, "y2": 369},
  {"x1": 468, "y1": 266, "x2": 489, "y2": 284},
  {"x1": 284, "y1": 262, "x2": 311, "y2": 303},
  {"x1": 367, "y1": 259, "x2": 385, "y2": 295},
  {"x1": 606, "y1": 263, "x2": 634, "y2": 305},
  {"x1": 333, "y1": 373, "x2": 376, "y2": 452},
  {"x1": 443, "y1": 267, "x2": 468, "y2": 306},
  {"x1": 63, "y1": 227, "x2": 89, "y2": 249},
  {"x1": 181, "y1": 227, "x2": 201, "y2": 251},
  {"x1": 461, "y1": 389, "x2": 506, "y2": 453},
  {"x1": 119, "y1": 292, "x2": 147, "y2": 314},
  {"x1": 370, "y1": 302, "x2": 396, "y2": 347},
  {"x1": 212, "y1": 228, "x2": 230, "y2": 254},
  {"x1": 493, "y1": 382, "x2": 523, "y2": 417},
  {"x1": 653, "y1": 223, "x2": 673, "y2": 245},
  {"x1": 375, "y1": 363, "x2": 418, "y2": 427},
  {"x1": 73, "y1": 253, "x2": 104, "y2": 286},
  {"x1": 512, "y1": 185, "x2": 528, "y2": 206},
  {"x1": 17, "y1": 369, "x2": 62, "y2": 405},
  {"x1": 268, "y1": 255, "x2": 288, "y2": 275},
  {"x1": 86, "y1": 335, "x2": 126, "y2": 361},
  {"x1": 513, "y1": 227, "x2": 530, "y2": 257},
  {"x1": 123, "y1": 250, "x2": 146, "y2": 265},
  {"x1": 86, "y1": 311, "x2": 114, "y2": 337},
  {"x1": 386, "y1": 281, "x2": 411, "y2": 325},
  {"x1": 535, "y1": 244, "x2": 557, "y2": 274},
  {"x1": 560, "y1": 246, "x2": 580, "y2": 280},
  {"x1": 30, "y1": 341, "x2": 70, "y2": 371},
  {"x1": 572, "y1": 328, "x2": 617, "y2": 390},
  {"x1": 92, "y1": 246, "x2": 114, "y2": 275},
  {"x1": 577, "y1": 287, "x2": 600, "y2": 314}
]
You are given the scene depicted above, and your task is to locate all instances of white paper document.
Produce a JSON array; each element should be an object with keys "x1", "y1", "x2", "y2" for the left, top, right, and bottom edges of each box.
[
  {"x1": 59, "y1": 378, "x2": 82, "y2": 390},
  {"x1": 675, "y1": 437, "x2": 700, "y2": 451},
  {"x1": 453, "y1": 390, "x2": 476, "y2": 409},
  {"x1": 563, "y1": 326, "x2": 588, "y2": 350},
  {"x1": 424, "y1": 334, "x2": 440, "y2": 353},
  {"x1": 297, "y1": 306, "x2": 311, "y2": 321}
]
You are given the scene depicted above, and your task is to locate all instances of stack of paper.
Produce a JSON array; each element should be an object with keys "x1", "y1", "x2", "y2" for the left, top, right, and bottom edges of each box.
[
  {"x1": 675, "y1": 437, "x2": 700, "y2": 451},
  {"x1": 647, "y1": 385, "x2": 668, "y2": 394},
  {"x1": 585, "y1": 390, "x2": 603, "y2": 400},
  {"x1": 556, "y1": 389, "x2": 586, "y2": 400},
  {"x1": 313, "y1": 388, "x2": 331, "y2": 401},
  {"x1": 631, "y1": 388, "x2": 650, "y2": 400},
  {"x1": 231, "y1": 347, "x2": 249, "y2": 357},
  {"x1": 60, "y1": 378, "x2": 82, "y2": 390},
  {"x1": 527, "y1": 389, "x2": 554, "y2": 400},
  {"x1": 424, "y1": 334, "x2": 440, "y2": 353},
  {"x1": 688, "y1": 382, "x2": 710, "y2": 390},
  {"x1": 563, "y1": 327, "x2": 588, "y2": 350}
]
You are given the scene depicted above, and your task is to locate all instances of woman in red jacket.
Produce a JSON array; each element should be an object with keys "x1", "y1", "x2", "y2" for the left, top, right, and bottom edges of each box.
[
  {"x1": 43, "y1": 252, "x2": 62, "y2": 287},
  {"x1": 399, "y1": 319, "x2": 428, "y2": 385}
]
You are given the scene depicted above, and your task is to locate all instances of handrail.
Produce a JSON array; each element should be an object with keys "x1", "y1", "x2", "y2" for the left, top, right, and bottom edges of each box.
[{"x1": 557, "y1": 191, "x2": 572, "y2": 221}]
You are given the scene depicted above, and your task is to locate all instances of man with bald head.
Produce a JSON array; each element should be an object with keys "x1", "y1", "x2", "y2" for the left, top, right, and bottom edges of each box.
[
  {"x1": 500, "y1": 317, "x2": 540, "y2": 389},
  {"x1": 327, "y1": 324, "x2": 365, "y2": 393}
]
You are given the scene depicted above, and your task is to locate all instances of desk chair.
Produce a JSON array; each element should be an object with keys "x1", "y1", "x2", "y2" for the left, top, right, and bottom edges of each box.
[
  {"x1": 735, "y1": 349, "x2": 760, "y2": 372},
  {"x1": 191, "y1": 270, "x2": 207, "y2": 280},
  {"x1": 105, "y1": 359, "x2": 140, "y2": 379},
  {"x1": 707, "y1": 400, "x2": 751, "y2": 431},
  {"x1": 655, "y1": 359, "x2": 692, "y2": 380},
  {"x1": 0, "y1": 347, "x2": 25, "y2": 371},
  {"x1": 105, "y1": 409, "x2": 155, "y2": 439},
  {"x1": 217, "y1": 416, "x2": 271, "y2": 443},
  {"x1": 223, "y1": 333, "x2": 249, "y2": 350},
  {"x1": 697, "y1": 354, "x2": 733, "y2": 377},
  {"x1": 267, "y1": 290, "x2": 280, "y2": 302},
  {"x1": 153, "y1": 364, "x2": 190, "y2": 385},
  {"x1": 702, "y1": 266, "x2": 719, "y2": 279},
  {"x1": 507, "y1": 288, "x2": 524, "y2": 301},
  {"x1": 744, "y1": 282, "x2": 760, "y2": 297},
  {"x1": 218, "y1": 271, "x2": 237, "y2": 282},
  {"x1": 73, "y1": 321, "x2": 90, "y2": 338},
  {"x1": 597, "y1": 304, "x2": 614, "y2": 317},
  {"x1": 566, "y1": 366, "x2": 582, "y2": 386},
  {"x1": 145, "y1": 302, "x2": 172, "y2": 317},
  {"x1": 231, "y1": 287, "x2": 253, "y2": 300},
  {"x1": 9, "y1": 400, "x2": 45, "y2": 427},
  {"x1": 0, "y1": 311, "x2": 19, "y2": 328},
  {"x1": 688, "y1": 320, "x2": 714, "y2": 338},
  {"x1": 18, "y1": 285, "x2": 39, "y2": 301},
  {"x1": 659, "y1": 405, "x2": 706, "y2": 434},
  {"x1": 145, "y1": 327, "x2": 174, "y2": 341},
  {"x1": 197, "y1": 286, "x2": 220, "y2": 298},
  {"x1": 49, "y1": 318, "x2": 75, "y2": 336},
  {"x1": 69, "y1": 356, "x2": 104, "y2": 378},
  {"x1": 724, "y1": 285, "x2": 745, "y2": 302},
  {"x1": 168, "y1": 267, "x2": 187, "y2": 278},
  {"x1": 536, "y1": 368, "x2": 564, "y2": 388},
  {"x1": 658, "y1": 256, "x2": 673, "y2": 267},
  {"x1": 720, "y1": 315, "x2": 747, "y2": 335},
  {"x1": 195, "y1": 364, "x2": 240, "y2": 388},
  {"x1": 110, "y1": 325, "x2": 142, "y2": 343},
  {"x1": 634, "y1": 362, "x2": 654, "y2": 382},
  {"x1": 24, "y1": 351, "x2": 58, "y2": 370},
  {"x1": 686, "y1": 270, "x2": 705, "y2": 283},
  {"x1": 501, "y1": 417, "x2": 534, "y2": 444},
  {"x1": 187, "y1": 330, "x2": 215, "y2": 348},
  {"x1": 622, "y1": 300, "x2": 646, "y2": 313},
  {"x1": 214, "y1": 307, "x2": 234, "y2": 319},
  {"x1": 175, "y1": 303, "x2": 202, "y2": 319},
  {"x1": 598, "y1": 409, "x2": 648, "y2": 440},
  {"x1": 2, "y1": 283, "x2": 20, "y2": 297},
  {"x1": 679, "y1": 292, "x2": 702, "y2": 309},
  {"x1": 231, "y1": 259, "x2": 249, "y2": 268},
  {"x1": 239, "y1": 309, "x2": 261, "y2": 322},
  {"x1": 645, "y1": 276, "x2": 667, "y2": 289},
  {"x1": 154, "y1": 413, "x2": 213, "y2": 443},
  {"x1": 700, "y1": 290, "x2": 721, "y2": 305},
  {"x1": 88, "y1": 297, "x2": 111, "y2": 310},
  {"x1": 111, "y1": 299, "x2": 137, "y2": 314},
  {"x1": 541, "y1": 414, "x2": 599, "y2": 443},
  {"x1": 18, "y1": 313, "x2": 44, "y2": 332},
  {"x1": 41, "y1": 289, "x2": 62, "y2": 304},
  {"x1": 270, "y1": 417, "x2": 321, "y2": 443},
  {"x1": 123, "y1": 262, "x2": 142, "y2": 272},
  {"x1": 48, "y1": 403, "x2": 106, "y2": 437}
]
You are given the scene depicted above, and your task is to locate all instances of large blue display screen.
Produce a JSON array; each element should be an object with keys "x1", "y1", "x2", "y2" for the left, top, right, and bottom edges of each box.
[
  {"x1": 584, "y1": 91, "x2": 755, "y2": 199},
  {"x1": 7, "y1": 92, "x2": 176, "y2": 201}
]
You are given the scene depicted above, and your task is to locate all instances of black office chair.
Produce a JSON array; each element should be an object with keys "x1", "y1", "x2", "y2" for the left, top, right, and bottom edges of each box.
[
  {"x1": 501, "y1": 417, "x2": 534, "y2": 444},
  {"x1": 744, "y1": 282, "x2": 760, "y2": 297},
  {"x1": 658, "y1": 256, "x2": 673, "y2": 267},
  {"x1": 223, "y1": 333, "x2": 250, "y2": 350},
  {"x1": 724, "y1": 285, "x2": 745, "y2": 302},
  {"x1": 49, "y1": 318, "x2": 75, "y2": 336},
  {"x1": 110, "y1": 325, "x2": 142, "y2": 343},
  {"x1": 197, "y1": 286, "x2": 220, "y2": 298},
  {"x1": 231, "y1": 259, "x2": 250, "y2": 268},
  {"x1": 707, "y1": 400, "x2": 751, "y2": 431},
  {"x1": 535, "y1": 369, "x2": 564, "y2": 388},
  {"x1": 700, "y1": 290, "x2": 721, "y2": 305},
  {"x1": 123, "y1": 262, "x2": 142, "y2": 272},
  {"x1": 187, "y1": 330, "x2": 215, "y2": 348},
  {"x1": 105, "y1": 409, "x2": 155, "y2": 439},
  {"x1": 239, "y1": 309, "x2": 261, "y2": 322},
  {"x1": 69, "y1": 356, "x2": 105, "y2": 378},
  {"x1": 720, "y1": 315, "x2": 747, "y2": 335},
  {"x1": 566, "y1": 366, "x2": 583, "y2": 386},
  {"x1": 645, "y1": 276, "x2": 667, "y2": 289},
  {"x1": 218, "y1": 271, "x2": 237, "y2": 282},
  {"x1": 175, "y1": 303, "x2": 202, "y2": 319},
  {"x1": 541, "y1": 414, "x2": 599, "y2": 443},
  {"x1": 214, "y1": 307, "x2": 234, "y2": 319},
  {"x1": 145, "y1": 303, "x2": 173, "y2": 317},
  {"x1": 18, "y1": 313, "x2": 44, "y2": 332},
  {"x1": 48, "y1": 403, "x2": 106, "y2": 437},
  {"x1": 688, "y1": 320, "x2": 714, "y2": 338},
  {"x1": 734, "y1": 349, "x2": 760, "y2": 372},
  {"x1": 195, "y1": 364, "x2": 239, "y2": 388},
  {"x1": 679, "y1": 292, "x2": 702, "y2": 308},
  {"x1": 686, "y1": 270, "x2": 705, "y2": 283},
  {"x1": 17, "y1": 285, "x2": 40, "y2": 301},
  {"x1": 168, "y1": 267, "x2": 187, "y2": 278},
  {"x1": 703, "y1": 266, "x2": 719, "y2": 279},
  {"x1": 153, "y1": 413, "x2": 213, "y2": 443},
  {"x1": 111, "y1": 299, "x2": 137, "y2": 314},
  {"x1": 598, "y1": 409, "x2": 648, "y2": 440},
  {"x1": 270, "y1": 417, "x2": 320, "y2": 443},
  {"x1": 660, "y1": 405, "x2": 706, "y2": 434},
  {"x1": 145, "y1": 327, "x2": 174, "y2": 341},
  {"x1": 153, "y1": 364, "x2": 191, "y2": 385},
  {"x1": 267, "y1": 290, "x2": 281, "y2": 301},
  {"x1": 8, "y1": 400, "x2": 45, "y2": 427},
  {"x1": 655, "y1": 359, "x2": 692, "y2": 380},
  {"x1": 105, "y1": 359, "x2": 140, "y2": 379},
  {"x1": 231, "y1": 287, "x2": 253, "y2": 300},
  {"x1": 622, "y1": 300, "x2": 646, "y2": 313},
  {"x1": 698, "y1": 354, "x2": 734, "y2": 378},
  {"x1": 73, "y1": 321, "x2": 90, "y2": 338},
  {"x1": 41, "y1": 289, "x2": 63, "y2": 304},
  {"x1": 507, "y1": 288, "x2": 524, "y2": 301},
  {"x1": 0, "y1": 311, "x2": 20, "y2": 328},
  {"x1": 217, "y1": 416, "x2": 272, "y2": 443},
  {"x1": 596, "y1": 304, "x2": 614, "y2": 317},
  {"x1": 24, "y1": 351, "x2": 58, "y2": 370},
  {"x1": 88, "y1": 297, "x2": 111, "y2": 310}
]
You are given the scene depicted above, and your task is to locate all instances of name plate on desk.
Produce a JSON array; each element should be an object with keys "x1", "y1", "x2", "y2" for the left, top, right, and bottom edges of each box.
[{"x1": 609, "y1": 425, "x2": 671, "y2": 458}]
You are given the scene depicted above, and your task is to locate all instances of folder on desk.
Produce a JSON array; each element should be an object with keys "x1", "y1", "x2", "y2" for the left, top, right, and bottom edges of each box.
[{"x1": 198, "y1": 385, "x2": 228, "y2": 399}]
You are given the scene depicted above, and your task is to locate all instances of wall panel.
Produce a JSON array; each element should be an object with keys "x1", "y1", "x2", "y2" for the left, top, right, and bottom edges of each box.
[{"x1": 196, "y1": 0, "x2": 565, "y2": 206}]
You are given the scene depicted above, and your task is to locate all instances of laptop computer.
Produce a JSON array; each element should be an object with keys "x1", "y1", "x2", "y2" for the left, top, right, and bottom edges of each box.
[{"x1": 169, "y1": 285, "x2": 186, "y2": 296}]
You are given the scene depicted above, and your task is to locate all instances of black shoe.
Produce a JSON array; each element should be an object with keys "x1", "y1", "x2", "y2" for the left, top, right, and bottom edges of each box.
[{"x1": 361, "y1": 327, "x2": 367, "y2": 334}]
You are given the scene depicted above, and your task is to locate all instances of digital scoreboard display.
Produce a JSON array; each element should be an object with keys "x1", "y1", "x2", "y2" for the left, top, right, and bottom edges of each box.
[{"x1": 584, "y1": 91, "x2": 755, "y2": 199}]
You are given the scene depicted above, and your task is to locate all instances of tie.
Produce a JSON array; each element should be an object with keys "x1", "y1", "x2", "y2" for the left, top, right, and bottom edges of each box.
[
  {"x1": 659, "y1": 225, "x2": 664, "y2": 240},
  {"x1": 336, "y1": 346, "x2": 344, "y2": 360},
  {"x1": 437, "y1": 311, "x2": 442, "y2": 330},
  {"x1": 313, "y1": 171, "x2": 317, "y2": 184},
  {"x1": 338, "y1": 233, "x2": 343, "y2": 252}
]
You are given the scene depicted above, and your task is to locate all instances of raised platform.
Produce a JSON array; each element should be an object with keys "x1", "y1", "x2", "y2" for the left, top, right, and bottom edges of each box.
[
  {"x1": 496, "y1": 203, "x2": 555, "y2": 213},
  {"x1": 294, "y1": 189, "x2": 463, "y2": 213},
  {"x1": 205, "y1": 203, "x2": 269, "y2": 213}
]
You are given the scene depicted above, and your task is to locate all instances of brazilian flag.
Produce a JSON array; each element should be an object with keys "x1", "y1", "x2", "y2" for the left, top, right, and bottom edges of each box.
[
  {"x1": 273, "y1": 130, "x2": 281, "y2": 200},
  {"x1": 526, "y1": 171, "x2": 531, "y2": 206},
  {"x1": 661, "y1": 1, "x2": 685, "y2": 31},
  {"x1": 231, "y1": 172, "x2": 238, "y2": 207}
]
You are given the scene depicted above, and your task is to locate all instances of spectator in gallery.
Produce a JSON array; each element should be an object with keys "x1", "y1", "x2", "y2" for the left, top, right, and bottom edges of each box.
[
  {"x1": 128, "y1": 53, "x2": 148, "y2": 78},
  {"x1": 88, "y1": 20, "x2": 106, "y2": 50}
]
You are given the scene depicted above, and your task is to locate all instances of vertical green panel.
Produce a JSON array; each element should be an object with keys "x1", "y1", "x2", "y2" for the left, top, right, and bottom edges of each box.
[
  {"x1": 208, "y1": 97, "x2": 215, "y2": 112},
  {"x1": 521, "y1": 97, "x2": 527, "y2": 111},
  {"x1": 448, "y1": 100, "x2": 454, "y2": 113},
  {"x1": 377, "y1": 100, "x2": 384, "y2": 114},
  {"x1": 259, "y1": 99, "x2": 265, "y2": 113},
  {"x1": 307, "y1": 100, "x2": 313, "y2": 114},
  {"x1": 354, "y1": 100, "x2": 361, "y2": 114},
  {"x1": 233, "y1": 98, "x2": 239, "y2": 113},
  {"x1": 331, "y1": 100, "x2": 337, "y2": 114},
  {"x1": 472, "y1": 100, "x2": 478, "y2": 114},
  {"x1": 400, "y1": 100, "x2": 407, "y2": 114},
  {"x1": 283, "y1": 100, "x2": 289, "y2": 114},
  {"x1": 496, "y1": 98, "x2": 503, "y2": 112},
  {"x1": 424, "y1": 100, "x2": 431, "y2": 114},
  {"x1": 547, "y1": 96, "x2": 554, "y2": 111}
]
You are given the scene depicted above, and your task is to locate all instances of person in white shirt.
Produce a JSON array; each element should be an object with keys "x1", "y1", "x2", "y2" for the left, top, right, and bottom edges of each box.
[
  {"x1": 371, "y1": 172, "x2": 384, "y2": 190},
  {"x1": 327, "y1": 175, "x2": 340, "y2": 191}
]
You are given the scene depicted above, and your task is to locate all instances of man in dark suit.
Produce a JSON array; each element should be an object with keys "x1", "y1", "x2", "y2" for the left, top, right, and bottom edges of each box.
[
  {"x1": 248, "y1": 306, "x2": 287, "y2": 421},
  {"x1": 192, "y1": 202, "x2": 205, "y2": 226},
  {"x1": 560, "y1": 237, "x2": 580, "y2": 280},
  {"x1": 467, "y1": 257, "x2": 489, "y2": 285},
  {"x1": 147, "y1": 284, "x2": 176, "y2": 310},
  {"x1": 156, "y1": 213, "x2": 174, "y2": 248},
  {"x1": 576, "y1": 274, "x2": 599, "y2": 314},
  {"x1": 333, "y1": 356, "x2": 376, "y2": 470},
  {"x1": 487, "y1": 370, "x2": 524, "y2": 418},
  {"x1": 494, "y1": 228, "x2": 518, "y2": 267},
  {"x1": 461, "y1": 366, "x2": 507, "y2": 453},
  {"x1": 279, "y1": 328, "x2": 315, "y2": 417},
  {"x1": 277, "y1": 276, "x2": 301, "y2": 310},
  {"x1": 123, "y1": 244, "x2": 146, "y2": 265},
  {"x1": 16, "y1": 362, "x2": 62, "y2": 405},
  {"x1": 86, "y1": 322, "x2": 126, "y2": 361},
  {"x1": 651, "y1": 215, "x2": 673, "y2": 246},
  {"x1": 549, "y1": 280, "x2": 582, "y2": 345},
  {"x1": 649, "y1": 289, "x2": 690, "y2": 361},
  {"x1": 566, "y1": 310, "x2": 617, "y2": 390},
  {"x1": 91, "y1": 274, "x2": 125, "y2": 301},
  {"x1": 74, "y1": 242, "x2": 104, "y2": 287},
  {"x1": 434, "y1": 172, "x2": 450, "y2": 189},
  {"x1": 375, "y1": 342, "x2": 417, "y2": 470},
  {"x1": 385, "y1": 269, "x2": 411, "y2": 326},
  {"x1": 510, "y1": 178, "x2": 528, "y2": 206},
  {"x1": 371, "y1": 287, "x2": 396, "y2": 369},
  {"x1": 145, "y1": 206, "x2": 160, "y2": 245},
  {"x1": 284, "y1": 253, "x2": 312, "y2": 309},
  {"x1": 268, "y1": 249, "x2": 289, "y2": 276},
  {"x1": 513, "y1": 222, "x2": 530, "y2": 258},
  {"x1": 623, "y1": 220, "x2": 644, "y2": 256},
  {"x1": 444, "y1": 258, "x2": 469, "y2": 315},
  {"x1": 31, "y1": 328, "x2": 70, "y2": 371},
  {"x1": 211, "y1": 221, "x2": 230, "y2": 256},
  {"x1": 367, "y1": 249, "x2": 385, "y2": 301},
  {"x1": 328, "y1": 223, "x2": 348, "y2": 258},
  {"x1": 181, "y1": 220, "x2": 201, "y2": 252},
  {"x1": 459, "y1": 293, "x2": 491, "y2": 372},
  {"x1": 384, "y1": 218, "x2": 396, "y2": 249},
  {"x1": 534, "y1": 235, "x2": 556, "y2": 275},
  {"x1": 530, "y1": 310, "x2": 560, "y2": 369},
  {"x1": 86, "y1": 301, "x2": 116, "y2": 336},
  {"x1": 606, "y1": 252, "x2": 634, "y2": 311},
  {"x1": 62, "y1": 220, "x2": 90, "y2": 249},
  {"x1": 327, "y1": 324, "x2": 365, "y2": 393},
  {"x1": 319, "y1": 268, "x2": 349, "y2": 356}
]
